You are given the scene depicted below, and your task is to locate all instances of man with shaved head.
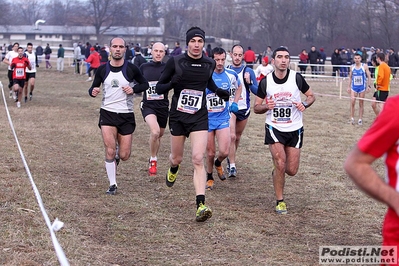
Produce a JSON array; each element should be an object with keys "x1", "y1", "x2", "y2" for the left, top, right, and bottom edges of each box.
[{"x1": 139, "y1": 42, "x2": 169, "y2": 176}]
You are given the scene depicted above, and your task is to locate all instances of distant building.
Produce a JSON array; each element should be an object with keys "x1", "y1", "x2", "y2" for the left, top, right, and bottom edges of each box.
[{"x1": 0, "y1": 18, "x2": 166, "y2": 47}]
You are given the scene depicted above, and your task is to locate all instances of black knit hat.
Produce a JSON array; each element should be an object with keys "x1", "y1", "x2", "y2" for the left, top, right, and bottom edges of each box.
[{"x1": 186, "y1": 27, "x2": 205, "y2": 46}]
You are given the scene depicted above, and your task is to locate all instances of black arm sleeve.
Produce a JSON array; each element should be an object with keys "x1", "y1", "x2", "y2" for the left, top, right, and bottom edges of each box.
[
  {"x1": 88, "y1": 64, "x2": 105, "y2": 97},
  {"x1": 295, "y1": 73, "x2": 310, "y2": 94},
  {"x1": 128, "y1": 64, "x2": 149, "y2": 93},
  {"x1": 257, "y1": 77, "x2": 267, "y2": 99},
  {"x1": 155, "y1": 57, "x2": 175, "y2": 95},
  {"x1": 207, "y1": 75, "x2": 218, "y2": 93}
]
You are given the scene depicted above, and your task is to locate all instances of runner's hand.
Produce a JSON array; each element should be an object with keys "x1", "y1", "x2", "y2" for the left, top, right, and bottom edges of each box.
[
  {"x1": 229, "y1": 102, "x2": 239, "y2": 114},
  {"x1": 216, "y1": 88, "x2": 230, "y2": 101}
]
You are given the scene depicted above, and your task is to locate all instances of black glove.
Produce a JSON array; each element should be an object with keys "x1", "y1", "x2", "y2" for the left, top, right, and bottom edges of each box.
[
  {"x1": 170, "y1": 75, "x2": 182, "y2": 88},
  {"x1": 216, "y1": 88, "x2": 230, "y2": 101}
]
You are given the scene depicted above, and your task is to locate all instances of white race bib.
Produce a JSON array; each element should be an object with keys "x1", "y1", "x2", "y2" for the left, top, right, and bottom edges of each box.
[
  {"x1": 353, "y1": 76, "x2": 363, "y2": 86},
  {"x1": 206, "y1": 93, "x2": 225, "y2": 112},
  {"x1": 146, "y1": 81, "x2": 164, "y2": 100},
  {"x1": 177, "y1": 89, "x2": 203, "y2": 114},
  {"x1": 16, "y1": 68, "x2": 24, "y2": 78},
  {"x1": 272, "y1": 102, "x2": 293, "y2": 124}
]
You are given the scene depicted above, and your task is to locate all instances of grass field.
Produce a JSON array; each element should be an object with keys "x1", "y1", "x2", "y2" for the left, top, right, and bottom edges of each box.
[{"x1": 0, "y1": 62, "x2": 393, "y2": 265}]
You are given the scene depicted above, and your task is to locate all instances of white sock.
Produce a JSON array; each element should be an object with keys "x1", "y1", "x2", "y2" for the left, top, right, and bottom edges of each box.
[
  {"x1": 105, "y1": 161, "x2": 116, "y2": 186},
  {"x1": 230, "y1": 163, "x2": 236, "y2": 168},
  {"x1": 150, "y1": 156, "x2": 157, "y2": 161}
]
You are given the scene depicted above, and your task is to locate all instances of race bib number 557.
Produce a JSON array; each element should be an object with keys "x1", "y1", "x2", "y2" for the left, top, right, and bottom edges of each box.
[{"x1": 177, "y1": 89, "x2": 203, "y2": 114}]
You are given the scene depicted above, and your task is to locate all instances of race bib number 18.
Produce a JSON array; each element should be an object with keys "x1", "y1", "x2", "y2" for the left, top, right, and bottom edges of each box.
[{"x1": 177, "y1": 89, "x2": 203, "y2": 114}]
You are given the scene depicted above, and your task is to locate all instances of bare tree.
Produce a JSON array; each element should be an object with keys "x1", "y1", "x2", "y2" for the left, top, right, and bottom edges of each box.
[
  {"x1": 45, "y1": 0, "x2": 81, "y2": 26},
  {"x1": 10, "y1": 0, "x2": 44, "y2": 25},
  {"x1": 85, "y1": 0, "x2": 125, "y2": 40},
  {"x1": 0, "y1": 0, "x2": 11, "y2": 25}
]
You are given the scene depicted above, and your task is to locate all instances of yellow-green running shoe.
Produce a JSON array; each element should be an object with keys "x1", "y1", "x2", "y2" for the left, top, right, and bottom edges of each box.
[
  {"x1": 196, "y1": 203, "x2": 212, "y2": 222},
  {"x1": 275, "y1": 201, "x2": 287, "y2": 214},
  {"x1": 166, "y1": 165, "x2": 179, "y2": 187}
]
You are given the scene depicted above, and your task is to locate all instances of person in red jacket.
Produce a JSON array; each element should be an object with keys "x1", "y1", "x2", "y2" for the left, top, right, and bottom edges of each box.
[
  {"x1": 85, "y1": 47, "x2": 100, "y2": 81},
  {"x1": 243, "y1": 46, "x2": 256, "y2": 69},
  {"x1": 10, "y1": 47, "x2": 31, "y2": 108}
]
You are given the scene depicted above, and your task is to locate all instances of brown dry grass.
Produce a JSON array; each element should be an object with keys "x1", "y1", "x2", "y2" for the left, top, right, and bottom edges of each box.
[{"x1": 0, "y1": 62, "x2": 393, "y2": 266}]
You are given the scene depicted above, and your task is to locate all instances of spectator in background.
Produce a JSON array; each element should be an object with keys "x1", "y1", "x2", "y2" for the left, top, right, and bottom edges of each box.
[
  {"x1": 163, "y1": 44, "x2": 170, "y2": 63},
  {"x1": 340, "y1": 48, "x2": 348, "y2": 77},
  {"x1": 298, "y1": 49, "x2": 308, "y2": 74},
  {"x1": 206, "y1": 44, "x2": 213, "y2": 58},
  {"x1": 85, "y1": 42, "x2": 92, "y2": 75},
  {"x1": 44, "y1": 43, "x2": 52, "y2": 69},
  {"x1": 170, "y1": 41, "x2": 182, "y2": 56},
  {"x1": 57, "y1": 44, "x2": 64, "y2": 72},
  {"x1": 387, "y1": 48, "x2": 398, "y2": 77},
  {"x1": 125, "y1": 44, "x2": 133, "y2": 62},
  {"x1": 73, "y1": 43, "x2": 81, "y2": 74},
  {"x1": 318, "y1": 48, "x2": 326, "y2": 75},
  {"x1": 308, "y1": 46, "x2": 320, "y2": 75},
  {"x1": 99, "y1": 46, "x2": 108, "y2": 65},
  {"x1": 264, "y1": 46, "x2": 273, "y2": 63},
  {"x1": 1, "y1": 43, "x2": 6, "y2": 60},
  {"x1": 255, "y1": 56, "x2": 274, "y2": 81},
  {"x1": 36, "y1": 44, "x2": 43, "y2": 64},
  {"x1": 243, "y1": 46, "x2": 256, "y2": 69},
  {"x1": 361, "y1": 47, "x2": 368, "y2": 64},
  {"x1": 331, "y1": 48, "x2": 342, "y2": 76},
  {"x1": 85, "y1": 47, "x2": 100, "y2": 82},
  {"x1": 133, "y1": 46, "x2": 147, "y2": 68}
]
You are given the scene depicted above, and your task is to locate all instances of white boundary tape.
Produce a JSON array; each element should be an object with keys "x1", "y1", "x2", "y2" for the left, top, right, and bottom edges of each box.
[
  {"x1": 302, "y1": 73, "x2": 386, "y2": 103},
  {"x1": 0, "y1": 81, "x2": 70, "y2": 266}
]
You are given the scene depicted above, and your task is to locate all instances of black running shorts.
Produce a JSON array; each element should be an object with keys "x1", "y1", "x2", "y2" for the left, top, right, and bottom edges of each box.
[
  {"x1": 373, "y1": 90, "x2": 389, "y2": 102},
  {"x1": 264, "y1": 124, "x2": 304, "y2": 149},
  {"x1": 98, "y1": 108, "x2": 136, "y2": 135},
  {"x1": 12, "y1": 79, "x2": 25, "y2": 88},
  {"x1": 25, "y1": 72, "x2": 36, "y2": 81},
  {"x1": 169, "y1": 117, "x2": 208, "y2": 137},
  {"x1": 233, "y1": 109, "x2": 250, "y2": 121},
  {"x1": 140, "y1": 102, "x2": 169, "y2": 129}
]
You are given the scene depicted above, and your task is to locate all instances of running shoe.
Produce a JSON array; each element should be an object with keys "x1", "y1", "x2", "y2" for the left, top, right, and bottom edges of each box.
[
  {"x1": 29, "y1": 92, "x2": 32, "y2": 101},
  {"x1": 24, "y1": 96, "x2": 28, "y2": 103},
  {"x1": 166, "y1": 165, "x2": 179, "y2": 187},
  {"x1": 229, "y1": 167, "x2": 237, "y2": 178},
  {"x1": 215, "y1": 161, "x2": 226, "y2": 181},
  {"x1": 196, "y1": 203, "x2": 212, "y2": 222},
  {"x1": 358, "y1": 119, "x2": 363, "y2": 126},
  {"x1": 106, "y1": 184, "x2": 117, "y2": 195},
  {"x1": 349, "y1": 117, "x2": 355, "y2": 125},
  {"x1": 275, "y1": 201, "x2": 287, "y2": 214},
  {"x1": 16, "y1": 101, "x2": 21, "y2": 108},
  {"x1": 149, "y1": 159, "x2": 157, "y2": 175},
  {"x1": 9, "y1": 90, "x2": 12, "y2": 98},
  {"x1": 206, "y1": 179, "x2": 214, "y2": 190}
]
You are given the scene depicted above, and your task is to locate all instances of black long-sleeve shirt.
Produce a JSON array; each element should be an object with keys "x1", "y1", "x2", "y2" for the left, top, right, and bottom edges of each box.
[{"x1": 155, "y1": 53, "x2": 218, "y2": 123}]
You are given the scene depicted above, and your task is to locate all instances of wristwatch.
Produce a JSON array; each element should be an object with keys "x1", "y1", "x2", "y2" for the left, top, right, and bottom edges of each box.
[{"x1": 302, "y1": 102, "x2": 309, "y2": 108}]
